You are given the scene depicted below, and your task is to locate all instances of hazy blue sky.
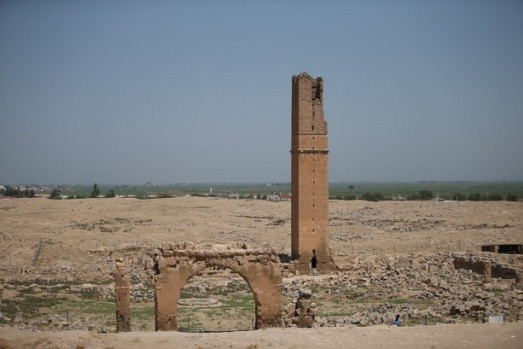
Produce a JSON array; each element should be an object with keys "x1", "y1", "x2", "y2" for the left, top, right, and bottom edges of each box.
[{"x1": 1, "y1": 0, "x2": 522, "y2": 184}]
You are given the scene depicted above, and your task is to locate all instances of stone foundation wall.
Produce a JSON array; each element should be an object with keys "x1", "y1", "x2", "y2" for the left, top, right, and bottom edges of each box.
[
  {"x1": 481, "y1": 244, "x2": 522, "y2": 254},
  {"x1": 452, "y1": 253, "x2": 521, "y2": 281}
]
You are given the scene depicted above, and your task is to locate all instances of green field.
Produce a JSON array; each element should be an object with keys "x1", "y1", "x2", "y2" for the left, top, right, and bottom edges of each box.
[
  {"x1": 61, "y1": 181, "x2": 523, "y2": 200},
  {"x1": 328, "y1": 181, "x2": 523, "y2": 200}
]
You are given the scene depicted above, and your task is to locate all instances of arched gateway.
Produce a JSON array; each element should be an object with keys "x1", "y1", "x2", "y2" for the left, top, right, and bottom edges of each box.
[{"x1": 154, "y1": 242, "x2": 282, "y2": 331}]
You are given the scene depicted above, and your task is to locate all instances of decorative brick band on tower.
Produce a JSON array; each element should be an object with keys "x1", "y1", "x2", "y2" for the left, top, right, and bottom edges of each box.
[
  {"x1": 113, "y1": 257, "x2": 131, "y2": 332},
  {"x1": 291, "y1": 72, "x2": 335, "y2": 273}
]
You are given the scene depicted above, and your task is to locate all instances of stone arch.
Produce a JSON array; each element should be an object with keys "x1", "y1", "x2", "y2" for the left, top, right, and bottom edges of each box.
[
  {"x1": 154, "y1": 242, "x2": 282, "y2": 331},
  {"x1": 176, "y1": 263, "x2": 258, "y2": 331}
]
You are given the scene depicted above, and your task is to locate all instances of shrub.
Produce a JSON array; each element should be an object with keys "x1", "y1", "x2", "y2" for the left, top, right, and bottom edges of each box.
[
  {"x1": 330, "y1": 195, "x2": 357, "y2": 201},
  {"x1": 487, "y1": 193, "x2": 503, "y2": 201},
  {"x1": 452, "y1": 193, "x2": 467, "y2": 201},
  {"x1": 419, "y1": 190, "x2": 434, "y2": 200},
  {"x1": 49, "y1": 188, "x2": 61, "y2": 200},
  {"x1": 104, "y1": 189, "x2": 116, "y2": 198},
  {"x1": 468, "y1": 192, "x2": 485, "y2": 201},
  {"x1": 406, "y1": 193, "x2": 418, "y2": 200},
  {"x1": 506, "y1": 193, "x2": 518, "y2": 201},
  {"x1": 406, "y1": 190, "x2": 435, "y2": 200},
  {"x1": 361, "y1": 192, "x2": 384, "y2": 202}
]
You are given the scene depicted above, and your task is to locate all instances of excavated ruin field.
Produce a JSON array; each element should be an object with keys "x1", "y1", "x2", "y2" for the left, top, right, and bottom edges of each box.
[{"x1": 0, "y1": 196, "x2": 522, "y2": 348}]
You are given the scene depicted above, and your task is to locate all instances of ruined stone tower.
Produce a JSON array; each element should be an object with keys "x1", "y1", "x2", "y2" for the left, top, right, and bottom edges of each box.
[{"x1": 291, "y1": 72, "x2": 334, "y2": 273}]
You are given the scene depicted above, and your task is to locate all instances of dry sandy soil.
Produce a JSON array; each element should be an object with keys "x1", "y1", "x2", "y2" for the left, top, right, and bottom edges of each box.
[
  {"x1": 0, "y1": 197, "x2": 522, "y2": 348},
  {"x1": 0, "y1": 323, "x2": 522, "y2": 349},
  {"x1": 1, "y1": 196, "x2": 521, "y2": 267}
]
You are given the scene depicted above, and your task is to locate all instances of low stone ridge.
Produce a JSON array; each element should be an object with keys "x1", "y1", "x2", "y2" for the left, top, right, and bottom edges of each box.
[{"x1": 453, "y1": 252, "x2": 522, "y2": 281}]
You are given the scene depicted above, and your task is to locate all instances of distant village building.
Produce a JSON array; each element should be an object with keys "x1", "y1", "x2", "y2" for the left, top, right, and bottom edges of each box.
[
  {"x1": 265, "y1": 193, "x2": 291, "y2": 201},
  {"x1": 392, "y1": 195, "x2": 406, "y2": 201},
  {"x1": 280, "y1": 193, "x2": 291, "y2": 200},
  {"x1": 227, "y1": 192, "x2": 239, "y2": 199},
  {"x1": 266, "y1": 194, "x2": 280, "y2": 201}
]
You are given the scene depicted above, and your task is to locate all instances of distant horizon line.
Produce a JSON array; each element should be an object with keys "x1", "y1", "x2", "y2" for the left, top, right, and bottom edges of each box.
[{"x1": 2, "y1": 180, "x2": 523, "y2": 187}]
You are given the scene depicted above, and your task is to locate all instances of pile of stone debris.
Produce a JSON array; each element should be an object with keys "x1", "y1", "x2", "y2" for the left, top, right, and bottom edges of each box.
[
  {"x1": 283, "y1": 252, "x2": 522, "y2": 327},
  {"x1": 1, "y1": 251, "x2": 521, "y2": 331}
]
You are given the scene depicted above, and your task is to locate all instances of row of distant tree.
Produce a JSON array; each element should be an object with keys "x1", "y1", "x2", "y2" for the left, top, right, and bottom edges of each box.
[
  {"x1": 2, "y1": 184, "x2": 518, "y2": 202},
  {"x1": 0, "y1": 186, "x2": 35, "y2": 198},
  {"x1": 332, "y1": 190, "x2": 518, "y2": 202},
  {"x1": 49, "y1": 183, "x2": 116, "y2": 200}
]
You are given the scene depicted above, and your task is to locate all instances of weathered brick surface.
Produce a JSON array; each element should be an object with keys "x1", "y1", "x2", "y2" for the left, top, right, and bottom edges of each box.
[
  {"x1": 291, "y1": 72, "x2": 335, "y2": 273},
  {"x1": 154, "y1": 242, "x2": 282, "y2": 331}
]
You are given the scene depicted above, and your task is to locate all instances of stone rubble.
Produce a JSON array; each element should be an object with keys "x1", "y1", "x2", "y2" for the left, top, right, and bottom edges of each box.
[
  {"x1": 283, "y1": 288, "x2": 317, "y2": 328},
  {"x1": 282, "y1": 252, "x2": 522, "y2": 327},
  {"x1": 1, "y1": 251, "x2": 521, "y2": 331}
]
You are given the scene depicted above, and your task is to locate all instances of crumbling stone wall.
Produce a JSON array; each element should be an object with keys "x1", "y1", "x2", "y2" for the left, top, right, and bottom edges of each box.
[
  {"x1": 481, "y1": 244, "x2": 522, "y2": 254},
  {"x1": 154, "y1": 242, "x2": 282, "y2": 331},
  {"x1": 291, "y1": 72, "x2": 335, "y2": 274},
  {"x1": 113, "y1": 257, "x2": 131, "y2": 332},
  {"x1": 453, "y1": 254, "x2": 521, "y2": 281}
]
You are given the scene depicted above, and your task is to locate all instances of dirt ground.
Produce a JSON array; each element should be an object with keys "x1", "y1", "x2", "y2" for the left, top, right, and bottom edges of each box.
[
  {"x1": 0, "y1": 197, "x2": 522, "y2": 348},
  {"x1": 1, "y1": 323, "x2": 522, "y2": 349},
  {"x1": 0, "y1": 197, "x2": 521, "y2": 268}
]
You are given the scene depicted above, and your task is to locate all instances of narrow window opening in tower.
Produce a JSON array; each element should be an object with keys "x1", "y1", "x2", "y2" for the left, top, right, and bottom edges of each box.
[
  {"x1": 312, "y1": 203, "x2": 315, "y2": 208},
  {"x1": 311, "y1": 125, "x2": 314, "y2": 131}
]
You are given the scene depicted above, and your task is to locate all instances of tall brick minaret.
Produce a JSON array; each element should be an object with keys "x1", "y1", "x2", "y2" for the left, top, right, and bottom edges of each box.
[{"x1": 291, "y1": 72, "x2": 335, "y2": 273}]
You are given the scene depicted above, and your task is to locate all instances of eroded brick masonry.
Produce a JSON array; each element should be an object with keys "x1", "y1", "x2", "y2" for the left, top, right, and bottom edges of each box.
[{"x1": 291, "y1": 72, "x2": 335, "y2": 273}]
